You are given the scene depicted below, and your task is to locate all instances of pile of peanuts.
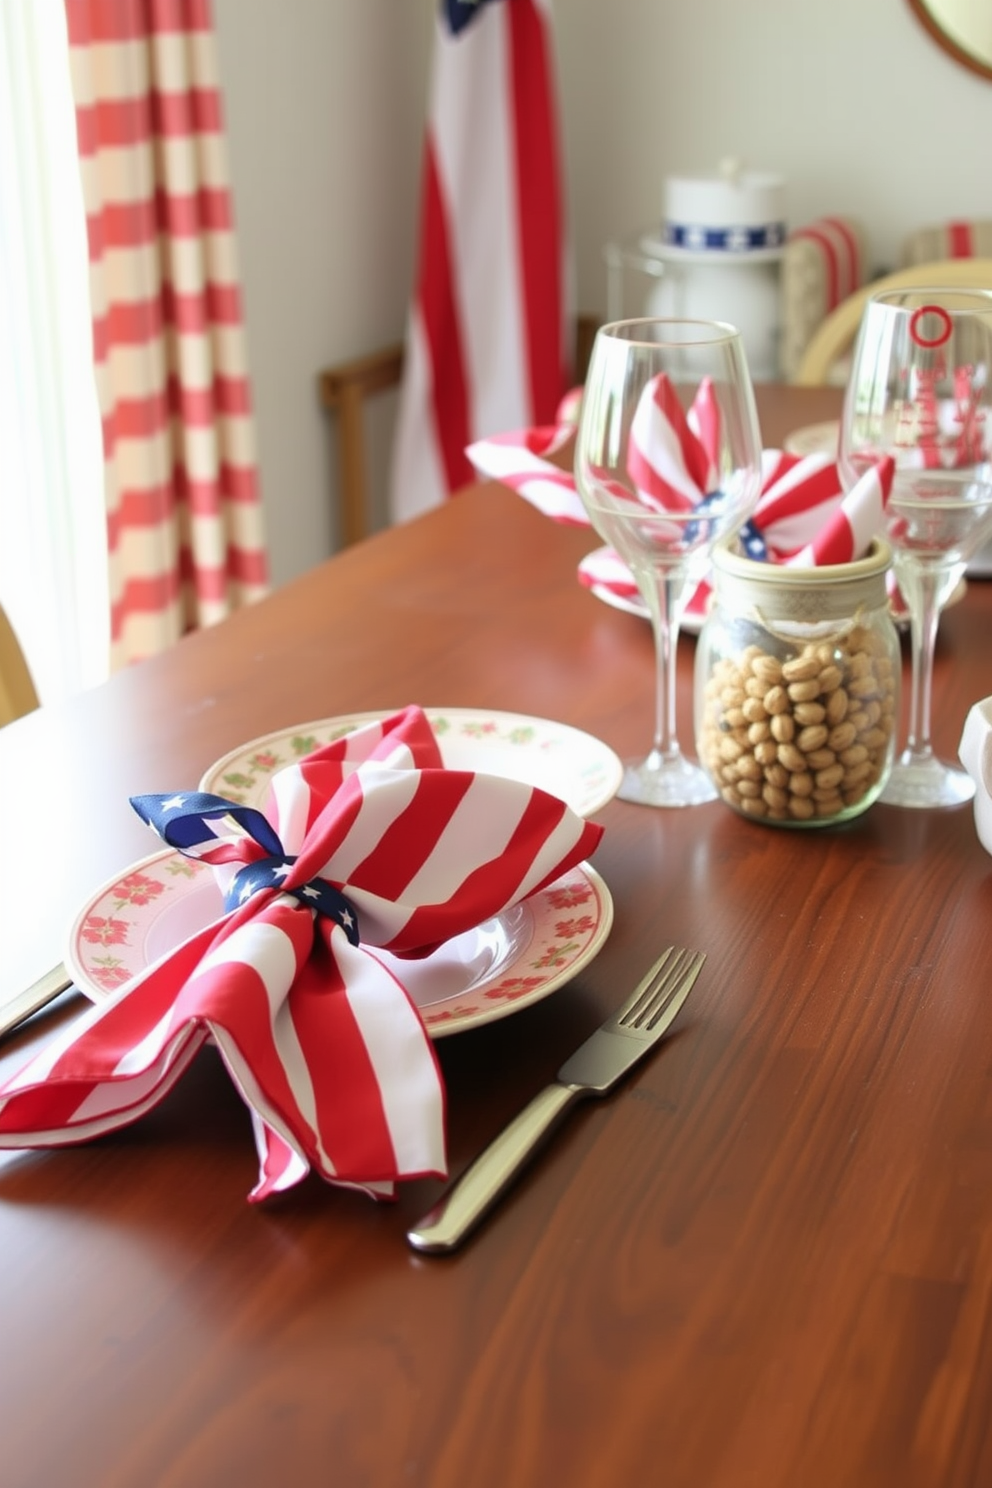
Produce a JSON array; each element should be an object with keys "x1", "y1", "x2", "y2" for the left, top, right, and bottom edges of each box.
[{"x1": 698, "y1": 624, "x2": 897, "y2": 823}]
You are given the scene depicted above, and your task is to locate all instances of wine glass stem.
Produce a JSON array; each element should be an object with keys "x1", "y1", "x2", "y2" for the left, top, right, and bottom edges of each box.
[
  {"x1": 905, "y1": 568, "x2": 942, "y2": 765},
  {"x1": 646, "y1": 568, "x2": 684, "y2": 762}
]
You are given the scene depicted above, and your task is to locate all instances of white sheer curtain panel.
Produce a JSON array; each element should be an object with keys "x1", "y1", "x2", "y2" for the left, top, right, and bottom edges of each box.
[{"x1": 0, "y1": 0, "x2": 108, "y2": 706}]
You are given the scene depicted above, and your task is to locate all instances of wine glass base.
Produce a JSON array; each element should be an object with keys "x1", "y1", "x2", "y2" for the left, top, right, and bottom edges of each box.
[
  {"x1": 618, "y1": 751, "x2": 718, "y2": 808},
  {"x1": 880, "y1": 753, "x2": 976, "y2": 810}
]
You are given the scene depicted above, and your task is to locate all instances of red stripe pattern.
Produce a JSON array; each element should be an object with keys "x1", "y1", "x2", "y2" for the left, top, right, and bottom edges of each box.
[
  {"x1": 626, "y1": 375, "x2": 717, "y2": 512},
  {"x1": 781, "y1": 215, "x2": 868, "y2": 380},
  {"x1": 901, "y1": 219, "x2": 992, "y2": 268},
  {"x1": 781, "y1": 456, "x2": 893, "y2": 566},
  {"x1": 470, "y1": 410, "x2": 894, "y2": 606},
  {"x1": 390, "y1": 0, "x2": 569, "y2": 522},
  {"x1": 417, "y1": 141, "x2": 474, "y2": 494},
  {"x1": 467, "y1": 423, "x2": 589, "y2": 524},
  {"x1": 64, "y1": 0, "x2": 269, "y2": 668},
  {"x1": 508, "y1": 0, "x2": 564, "y2": 423},
  {"x1": 0, "y1": 707, "x2": 603, "y2": 1201},
  {"x1": 948, "y1": 222, "x2": 976, "y2": 258},
  {"x1": 789, "y1": 216, "x2": 863, "y2": 313}
]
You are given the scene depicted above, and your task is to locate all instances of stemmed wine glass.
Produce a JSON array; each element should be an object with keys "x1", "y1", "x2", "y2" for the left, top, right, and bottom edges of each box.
[
  {"x1": 839, "y1": 288, "x2": 992, "y2": 808},
  {"x1": 574, "y1": 318, "x2": 763, "y2": 807}
]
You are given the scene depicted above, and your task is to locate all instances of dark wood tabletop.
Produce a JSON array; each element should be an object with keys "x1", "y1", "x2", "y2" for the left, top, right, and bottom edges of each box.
[{"x1": 3, "y1": 384, "x2": 992, "y2": 1488}]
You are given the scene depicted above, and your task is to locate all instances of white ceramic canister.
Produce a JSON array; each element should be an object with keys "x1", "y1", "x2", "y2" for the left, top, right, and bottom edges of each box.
[
  {"x1": 645, "y1": 163, "x2": 786, "y2": 380},
  {"x1": 959, "y1": 695, "x2": 992, "y2": 855},
  {"x1": 694, "y1": 538, "x2": 900, "y2": 827}
]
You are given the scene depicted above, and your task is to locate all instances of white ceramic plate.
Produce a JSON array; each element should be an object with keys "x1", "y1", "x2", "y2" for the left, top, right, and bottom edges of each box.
[
  {"x1": 782, "y1": 420, "x2": 840, "y2": 458},
  {"x1": 198, "y1": 709, "x2": 622, "y2": 820},
  {"x1": 66, "y1": 850, "x2": 613, "y2": 1039},
  {"x1": 578, "y1": 550, "x2": 711, "y2": 634},
  {"x1": 581, "y1": 573, "x2": 708, "y2": 633}
]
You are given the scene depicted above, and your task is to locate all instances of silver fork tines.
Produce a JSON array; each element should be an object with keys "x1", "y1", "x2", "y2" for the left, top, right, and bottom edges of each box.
[
  {"x1": 617, "y1": 945, "x2": 706, "y2": 1031},
  {"x1": 407, "y1": 942, "x2": 705, "y2": 1253}
]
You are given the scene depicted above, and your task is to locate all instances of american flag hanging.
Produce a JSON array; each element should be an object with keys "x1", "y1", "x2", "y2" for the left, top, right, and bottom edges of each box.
[
  {"x1": 389, "y1": 0, "x2": 570, "y2": 522},
  {"x1": 0, "y1": 707, "x2": 602, "y2": 1202}
]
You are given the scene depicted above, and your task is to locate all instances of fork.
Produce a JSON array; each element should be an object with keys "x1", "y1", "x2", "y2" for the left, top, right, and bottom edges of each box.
[{"x1": 407, "y1": 943, "x2": 705, "y2": 1253}]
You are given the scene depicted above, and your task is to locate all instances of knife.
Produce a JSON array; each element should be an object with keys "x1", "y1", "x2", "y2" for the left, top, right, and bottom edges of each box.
[
  {"x1": 407, "y1": 943, "x2": 705, "y2": 1254},
  {"x1": 0, "y1": 962, "x2": 74, "y2": 1042}
]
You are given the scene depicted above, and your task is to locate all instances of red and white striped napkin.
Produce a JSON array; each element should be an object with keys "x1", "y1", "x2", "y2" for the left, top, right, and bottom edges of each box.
[
  {"x1": 468, "y1": 377, "x2": 893, "y2": 611},
  {"x1": 0, "y1": 707, "x2": 603, "y2": 1203}
]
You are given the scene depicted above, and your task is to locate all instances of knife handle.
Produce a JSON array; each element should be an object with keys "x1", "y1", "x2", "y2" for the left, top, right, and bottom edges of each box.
[
  {"x1": 0, "y1": 963, "x2": 74, "y2": 1042},
  {"x1": 407, "y1": 1081, "x2": 583, "y2": 1254}
]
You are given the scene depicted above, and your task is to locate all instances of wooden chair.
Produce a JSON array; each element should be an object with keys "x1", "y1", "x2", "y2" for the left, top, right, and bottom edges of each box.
[
  {"x1": 0, "y1": 603, "x2": 39, "y2": 726},
  {"x1": 795, "y1": 257, "x2": 992, "y2": 385},
  {"x1": 318, "y1": 344, "x2": 405, "y2": 549},
  {"x1": 318, "y1": 314, "x2": 602, "y2": 547}
]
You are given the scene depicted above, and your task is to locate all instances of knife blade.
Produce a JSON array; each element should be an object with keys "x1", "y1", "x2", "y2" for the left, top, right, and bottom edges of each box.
[
  {"x1": 407, "y1": 944, "x2": 704, "y2": 1254},
  {"x1": 0, "y1": 962, "x2": 74, "y2": 1042}
]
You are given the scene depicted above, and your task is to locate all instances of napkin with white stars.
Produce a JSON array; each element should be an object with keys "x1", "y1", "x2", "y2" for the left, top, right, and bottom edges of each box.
[{"x1": 0, "y1": 706, "x2": 602, "y2": 1203}]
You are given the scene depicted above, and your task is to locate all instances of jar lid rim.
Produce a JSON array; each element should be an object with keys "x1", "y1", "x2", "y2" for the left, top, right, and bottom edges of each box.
[{"x1": 712, "y1": 535, "x2": 892, "y2": 586}]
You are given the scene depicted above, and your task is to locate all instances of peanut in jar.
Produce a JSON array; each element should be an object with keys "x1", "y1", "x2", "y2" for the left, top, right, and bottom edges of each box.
[{"x1": 694, "y1": 539, "x2": 900, "y2": 827}]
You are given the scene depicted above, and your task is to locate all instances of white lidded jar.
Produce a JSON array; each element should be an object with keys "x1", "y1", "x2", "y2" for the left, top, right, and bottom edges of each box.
[
  {"x1": 645, "y1": 160, "x2": 786, "y2": 381},
  {"x1": 694, "y1": 538, "x2": 900, "y2": 826}
]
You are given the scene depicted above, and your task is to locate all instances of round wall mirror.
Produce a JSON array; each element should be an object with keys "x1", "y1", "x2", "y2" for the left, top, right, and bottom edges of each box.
[{"x1": 907, "y1": 0, "x2": 992, "y2": 80}]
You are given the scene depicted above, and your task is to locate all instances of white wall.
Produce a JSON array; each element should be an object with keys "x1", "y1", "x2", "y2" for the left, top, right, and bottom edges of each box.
[
  {"x1": 556, "y1": 0, "x2": 992, "y2": 298},
  {"x1": 212, "y1": 0, "x2": 433, "y2": 588},
  {"x1": 214, "y1": 0, "x2": 992, "y2": 589}
]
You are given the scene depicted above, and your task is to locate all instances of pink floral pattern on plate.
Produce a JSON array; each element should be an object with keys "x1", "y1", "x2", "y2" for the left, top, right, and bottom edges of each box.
[
  {"x1": 67, "y1": 854, "x2": 613, "y2": 1039},
  {"x1": 197, "y1": 709, "x2": 623, "y2": 819},
  {"x1": 71, "y1": 857, "x2": 210, "y2": 994}
]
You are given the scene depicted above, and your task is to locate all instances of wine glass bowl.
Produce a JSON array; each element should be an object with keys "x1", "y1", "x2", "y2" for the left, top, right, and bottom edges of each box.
[
  {"x1": 839, "y1": 288, "x2": 992, "y2": 808},
  {"x1": 575, "y1": 318, "x2": 762, "y2": 807}
]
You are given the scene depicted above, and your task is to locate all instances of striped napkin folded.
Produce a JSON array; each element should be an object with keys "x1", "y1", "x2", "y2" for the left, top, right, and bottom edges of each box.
[
  {"x1": 468, "y1": 377, "x2": 893, "y2": 612},
  {"x1": 0, "y1": 707, "x2": 603, "y2": 1202}
]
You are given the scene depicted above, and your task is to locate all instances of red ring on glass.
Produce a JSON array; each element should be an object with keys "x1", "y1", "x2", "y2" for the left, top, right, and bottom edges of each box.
[{"x1": 909, "y1": 305, "x2": 953, "y2": 348}]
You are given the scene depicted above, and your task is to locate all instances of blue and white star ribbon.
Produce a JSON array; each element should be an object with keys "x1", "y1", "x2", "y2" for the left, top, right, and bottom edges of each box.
[
  {"x1": 130, "y1": 791, "x2": 361, "y2": 945},
  {"x1": 684, "y1": 492, "x2": 768, "y2": 560}
]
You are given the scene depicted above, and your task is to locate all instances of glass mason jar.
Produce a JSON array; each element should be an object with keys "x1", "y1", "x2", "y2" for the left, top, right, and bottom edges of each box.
[{"x1": 694, "y1": 537, "x2": 900, "y2": 826}]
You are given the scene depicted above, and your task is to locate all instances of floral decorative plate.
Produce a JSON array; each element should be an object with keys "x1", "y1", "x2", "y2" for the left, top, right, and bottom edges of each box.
[
  {"x1": 198, "y1": 708, "x2": 623, "y2": 818},
  {"x1": 66, "y1": 852, "x2": 613, "y2": 1039}
]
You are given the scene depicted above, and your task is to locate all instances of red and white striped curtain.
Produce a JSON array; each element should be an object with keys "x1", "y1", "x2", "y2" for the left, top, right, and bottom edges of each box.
[{"x1": 64, "y1": 0, "x2": 268, "y2": 670}]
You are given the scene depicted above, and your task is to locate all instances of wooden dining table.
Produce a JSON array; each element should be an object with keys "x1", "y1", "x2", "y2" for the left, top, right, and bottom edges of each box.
[{"x1": 3, "y1": 384, "x2": 992, "y2": 1488}]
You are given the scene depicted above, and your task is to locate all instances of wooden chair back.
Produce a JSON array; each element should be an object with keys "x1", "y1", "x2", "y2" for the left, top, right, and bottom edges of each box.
[
  {"x1": 795, "y1": 258, "x2": 992, "y2": 385},
  {"x1": 0, "y1": 604, "x2": 39, "y2": 726},
  {"x1": 319, "y1": 316, "x2": 602, "y2": 546}
]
